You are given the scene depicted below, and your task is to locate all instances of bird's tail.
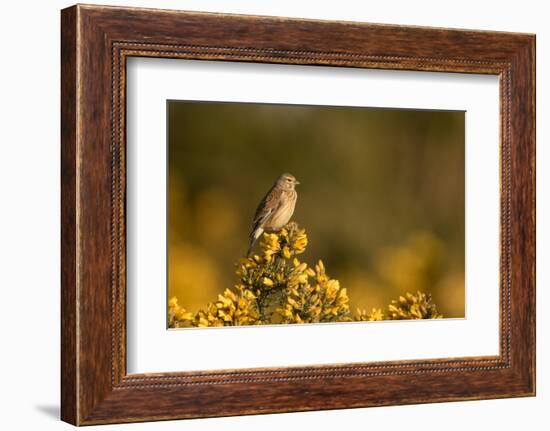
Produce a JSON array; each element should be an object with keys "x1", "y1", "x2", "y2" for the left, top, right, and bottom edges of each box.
[{"x1": 247, "y1": 228, "x2": 263, "y2": 256}]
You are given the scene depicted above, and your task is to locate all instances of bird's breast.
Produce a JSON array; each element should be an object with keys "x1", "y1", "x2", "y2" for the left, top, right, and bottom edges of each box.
[{"x1": 265, "y1": 190, "x2": 297, "y2": 230}]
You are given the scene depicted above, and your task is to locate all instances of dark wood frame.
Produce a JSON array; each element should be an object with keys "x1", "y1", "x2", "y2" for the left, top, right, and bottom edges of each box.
[{"x1": 61, "y1": 4, "x2": 535, "y2": 426}]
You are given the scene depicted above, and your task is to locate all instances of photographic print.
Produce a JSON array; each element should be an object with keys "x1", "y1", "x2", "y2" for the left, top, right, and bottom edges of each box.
[{"x1": 167, "y1": 101, "x2": 465, "y2": 328}]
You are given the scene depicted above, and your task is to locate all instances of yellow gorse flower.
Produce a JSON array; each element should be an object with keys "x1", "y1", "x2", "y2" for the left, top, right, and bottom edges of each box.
[
  {"x1": 356, "y1": 307, "x2": 385, "y2": 321},
  {"x1": 386, "y1": 291, "x2": 442, "y2": 320},
  {"x1": 168, "y1": 221, "x2": 443, "y2": 327},
  {"x1": 167, "y1": 297, "x2": 194, "y2": 328}
]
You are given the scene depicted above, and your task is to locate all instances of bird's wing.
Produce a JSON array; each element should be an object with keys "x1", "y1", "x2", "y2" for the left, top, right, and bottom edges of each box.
[{"x1": 251, "y1": 186, "x2": 283, "y2": 232}]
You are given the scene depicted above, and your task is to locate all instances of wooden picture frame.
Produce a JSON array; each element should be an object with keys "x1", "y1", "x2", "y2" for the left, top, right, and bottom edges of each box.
[{"x1": 61, "y1": 4, "x2": 535, "y2": 425}]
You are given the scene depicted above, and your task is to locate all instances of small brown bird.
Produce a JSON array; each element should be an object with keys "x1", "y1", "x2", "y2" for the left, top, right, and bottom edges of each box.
[{"x1": 247, "y1": 173, "x2": 300, "y2": 256}]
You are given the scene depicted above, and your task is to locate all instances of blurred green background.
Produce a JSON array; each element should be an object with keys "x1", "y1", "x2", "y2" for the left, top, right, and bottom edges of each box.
[{"x1": 168, "y1": 101, "x2": 465, "y2": 318}]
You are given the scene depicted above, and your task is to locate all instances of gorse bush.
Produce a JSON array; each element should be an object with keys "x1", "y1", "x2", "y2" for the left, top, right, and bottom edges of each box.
[{"x1": 168, "y1": 222, "x2": 442, "y2": 328}]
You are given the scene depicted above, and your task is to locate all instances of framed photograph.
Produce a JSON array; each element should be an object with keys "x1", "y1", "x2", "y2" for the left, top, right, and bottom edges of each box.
[{"x1": 61, "y1": 4, "x2": 535, "y2": 425}]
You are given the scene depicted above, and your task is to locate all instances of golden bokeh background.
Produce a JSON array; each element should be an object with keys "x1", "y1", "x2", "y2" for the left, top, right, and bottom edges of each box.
[{"x1": 168, "y1": 101, "x2": 465, "y2": 318}]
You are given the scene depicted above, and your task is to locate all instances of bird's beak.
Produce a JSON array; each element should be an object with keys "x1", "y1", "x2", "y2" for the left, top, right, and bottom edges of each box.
[{"x1": 295, "y1": 180, "x2": 300, "y2": 185}]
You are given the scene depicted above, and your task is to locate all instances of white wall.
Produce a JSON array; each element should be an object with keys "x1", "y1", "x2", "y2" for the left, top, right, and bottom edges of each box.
[{"x1": 0, "y1": 1, "x2": 546, "y2": 430}]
